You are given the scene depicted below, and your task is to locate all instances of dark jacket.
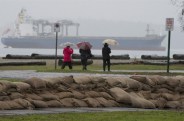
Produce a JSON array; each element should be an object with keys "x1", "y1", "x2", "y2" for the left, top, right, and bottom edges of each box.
[
  {"x1": 79, "y1": 49, "x2": 92, "y2": 59},
  {"x1": 102, "y1": 44, "x2": 111, "y2": 59}
]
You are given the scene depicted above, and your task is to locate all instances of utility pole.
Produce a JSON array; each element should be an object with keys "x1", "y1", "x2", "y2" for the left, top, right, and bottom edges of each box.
[{"x1": 54, "y1": 23, "x2": 60, "y2": 70}]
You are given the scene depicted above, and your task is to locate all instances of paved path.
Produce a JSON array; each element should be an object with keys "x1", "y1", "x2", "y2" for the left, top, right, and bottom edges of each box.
[
  {"x1": 0, "y1": 107, "x2": 159, "y2": 116},
  {"x1": 0, "y1": 70, "x2": 184, "y2": 79}
]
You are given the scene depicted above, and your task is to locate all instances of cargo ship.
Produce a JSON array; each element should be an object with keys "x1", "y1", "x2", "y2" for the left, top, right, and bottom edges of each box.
[{"x1": 1, "y1": 9, "x2": 166, "y2": 50}]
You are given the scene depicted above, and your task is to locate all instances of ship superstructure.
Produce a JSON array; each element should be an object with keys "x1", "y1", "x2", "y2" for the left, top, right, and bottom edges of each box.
[{"x1": 1, "y1": 9, "x2": 166, "y2": 50}]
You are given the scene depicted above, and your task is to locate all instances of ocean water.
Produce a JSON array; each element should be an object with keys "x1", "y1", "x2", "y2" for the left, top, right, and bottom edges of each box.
[{"x1": 0, "y1": 41, "x2": 184, "y2": 58}]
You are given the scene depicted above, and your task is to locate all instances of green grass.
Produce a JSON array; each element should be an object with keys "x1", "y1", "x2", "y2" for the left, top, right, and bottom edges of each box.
[
  {"x1": 0, "y1": 111, "x2": 183, "y2": 121},
  {"x1": 1, "y1": 64, "x2": 184, "y2": 76}
]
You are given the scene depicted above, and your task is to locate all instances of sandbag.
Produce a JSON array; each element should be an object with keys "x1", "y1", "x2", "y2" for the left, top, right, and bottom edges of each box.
[
  {"x1": 73, "y1": 76, "x2": 92, "y2": 84},
  {"x1": 72, "y1": 91, "x2": 85, "y2": 99},
  {"x1": 10, "y1": 92, "x2": 24, "y2": 100},
  {"x1": 56, "y1": 92, "x2": 73, "y2": 99},
  {"x1": 99, "y1": 92, "x2": 114, "y2": 100},
  {"x1": 109, "y1": 87, "x2": 131, "y2": 104},
  {"x1": 0, "y1": 101, "x2": 11, "y2": 110},
  {"x1": 39, "y1": 92, "x2": 59, "y2": 101},
  {"x1": 13, "y1": 82, "x2": 31, "y2": 92},
  {"x1": 106, "y1": 78, "x2": 122, "y2": 87},
  {"x1": 148, "y1": 75, "x2": 167, "y2": 85},
  {"x1": 161, "y1": 93, "x2": 180, "y2": 101},
  {"x1": 85, "y1": 91, "x2": 101, "y2": 98},
  {"x1": 31, "y1": 100, "x2": 48, "y2": 108},
  {"x1": 130, "y1": 92, "x2": 156, "y2": 109},
  {"x1": 46, "y1": 100, "x2": 63, "y2": 107},
  {"x1": 83, "y1": 98, "x2": 101, "y2": 107},
  {"x1": 130, "y1": 76, "x2": 147, "y2": 84},
  {"x1": 95, "y1": 97, "x2": 113, "y2": 107},
  {"x1": 90, "y1": 76, "x2": 106, "y2": 84},
  {"x1": 6, "y1": 100, "x2": 24, "y2": 109},
  {"x1": 24, "y1": 77, "x2": 46, "y2": 89},
  {"x1": 0, "y1": 80, "x2": 17, "y2": 92},
  {"x1": 25, "y1": 93, "x2": 43, "y2": 100},
  {"x1": 72, "y1": 98, "x2": 88, "y2": 107},
  {"x1": 166, "y1": 77, "x2": 180, "y2": 87},
  {"x1": 60, "y1": 98, "x2": 74, "y2": 107},
  {"x1": 165, "y1": 101, "x2": 181, "y2": 109},
  {"x1": 14, "y1": 98, "x2": 34, "y2": 109}
]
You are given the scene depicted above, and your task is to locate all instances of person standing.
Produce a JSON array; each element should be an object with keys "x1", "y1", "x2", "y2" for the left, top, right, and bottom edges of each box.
[
  {"x1": 102, "y1": 43, "x2": 111, "y2": 71},
  {"x1": 62, "y1": 46, "x2": 73, "y2": 69},
  {"x1": 79, "y1": 48, "x2": 92, "y2": 70}
]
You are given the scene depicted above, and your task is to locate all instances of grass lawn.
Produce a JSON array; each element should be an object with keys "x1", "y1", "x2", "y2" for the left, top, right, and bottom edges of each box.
[
  {"x1": 0, "y1": 111, "x2": 183, "y2": 121},
  {"x1": 0, "y1": 64, "x2": 184, "y2": 76}
]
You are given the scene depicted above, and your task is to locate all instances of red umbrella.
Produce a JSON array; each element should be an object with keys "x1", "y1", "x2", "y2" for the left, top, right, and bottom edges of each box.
[{"x1": 76, "y1": 41, "x2": 92, "y2": 50}]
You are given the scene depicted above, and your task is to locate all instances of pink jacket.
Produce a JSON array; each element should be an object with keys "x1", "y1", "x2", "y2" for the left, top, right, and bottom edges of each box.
[{"x1": 63, "y1": 47, "x2": 73, "y2": 62}]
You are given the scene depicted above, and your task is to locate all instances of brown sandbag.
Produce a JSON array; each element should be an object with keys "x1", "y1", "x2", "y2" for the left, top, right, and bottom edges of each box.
[
  {"x1": 176, "y1": 76, "x2": 184, "y2": 87},
  {"x1": 6, "y1": 100, "x2": 24, "y2": 109},
  {"x1": 123, "y1": 77, "x2": 142, "y2": 90},
  {"x1": 73, "y1": 76, "x2": 92, "y2": 84},
  {"x1": 72, "y1": 90, "x2": 85, "y2": 99},
  {"x1": 14, "y1": 98, "x2": 34, "y2": 109},
  {"x1": 0, "y1": 96, "x2": 10, "y2": 101},
  {"x1": 148, "y1": 75, "x2": 167, "y2": 85},
  {"x1": 39, "y1": 92, "x2": 59, "y2": 101},
  {"x1": 114, "y1": 77, "x2": 127, "y2": 88},
  {"x1": 31, "y1": 100, "x2": 48, "y2": 108},
  {"x1": 161, "y1": 93, "x2": 180, "y2": 101},
  {"x1": 60, "y1": 98, "x2": 74, "y2": 107},
  {"x1": 10, "y1": 92, "x2": 24, "y2": 100},
  {"x1": 152, "y1": 97, "x2": 167, "y2": 109},
  {"x1": 99, "y1": 92, "x2": 114, "y2": 100},
  {"x1": 166, "y1": 77, "x2": 180, "y2": 87},
  {"x1": 165, "y1": 101, "x2": 181, "y2": 109},
  {"x1": 138, "y1": 91, "x2": 152, "y2": 100},
  {"x1": 73, "y1": 98, "x2": 88, "y2": 107},
  {"x1": 44, "y1": 77, "x2": 63, "y2": 88},
  {"x1": 83, "y1": 97, "x2": 101, "y2": 107},
  {"x1": 95, "y1": 97, "x2": 114, "y2": 107},
  {"x1": 24, "y1": 77, "x2": 46, "y2": 89},
  {"x1": 25, "y1": 93, "x2": 43, "y2": 100},
  {"x1": 109, "y1": 87, "x2": 131, "y2": 104},
  {"x1": 150, "y1": 93, "x2": 161, "y2": 100},
  {"x1": 85, "y1": 91, "x2": 101, "y2": 98},
  {"x1": 130, "y1": 76, "x2": 147, "y2": 84},
  {"x1": 56, "y1": 92, "x2": 73, "y2": 99},
  {"x1": 60, "y1": 76, "x2": 74, "y2": 85},
  {"x1": 13, "y1": 82, "x2": 31, "y2": 92},
  {"x1": 0, "y1": 101, "x2": 11, "y2": 110},
  {"x1": 90, "y1": 76, "x2": 106, "y2": 84},
  {"x1": 154, "y1": 88, "x2": 173, "y2": 94},
  {"x1": 106, "y1": 78, "x2": 122, "y2": 87},
  {"x1": 46, "y1": 100, "x2": 63, "y2": 107},
  {"x1": 0, "y1": 80, "x2": 17, "y2": 92},
  {"x1": 130, "y1": 92, "x2": 156, "y2": 109}
]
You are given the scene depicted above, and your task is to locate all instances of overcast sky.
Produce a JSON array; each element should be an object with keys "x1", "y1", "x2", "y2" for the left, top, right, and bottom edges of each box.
[{"x1": 0, "y1": 0, "x2": 180, "y2": 26}]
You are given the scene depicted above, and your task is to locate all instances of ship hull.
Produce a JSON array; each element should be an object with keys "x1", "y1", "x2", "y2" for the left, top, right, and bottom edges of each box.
[{"x1": 1, "y1": 35, "x2": 165, "y2": 50}]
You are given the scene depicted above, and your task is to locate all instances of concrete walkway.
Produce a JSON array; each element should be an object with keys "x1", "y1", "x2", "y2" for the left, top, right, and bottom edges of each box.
[
  {"x1": 0, "y1": 70, "x2": 184, "y2": 79},
  {"x1": 0, "y1": 107, "x2": 160, "y2": 116}
]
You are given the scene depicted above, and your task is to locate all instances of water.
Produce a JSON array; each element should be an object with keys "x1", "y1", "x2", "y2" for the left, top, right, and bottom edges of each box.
[{"x1": 0, "y1": 41, "x2": 184, "y2": 58}]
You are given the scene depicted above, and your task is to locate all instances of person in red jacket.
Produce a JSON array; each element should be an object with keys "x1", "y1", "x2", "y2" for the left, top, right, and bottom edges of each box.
[{"x1": 61, "y1": 46, "x2": 73, "y2": 69}]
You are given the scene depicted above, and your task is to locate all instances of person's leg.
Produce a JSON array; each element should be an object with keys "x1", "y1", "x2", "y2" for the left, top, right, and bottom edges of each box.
[
  {"x1": 68, "y1": 62, "x2": 72, "y2": 69},
  {"x1": 103, "y1": 59, "x2": 106, "y2": 71},
  {"x1": 81, "y1": 58, "x2": 85, "y2": 70},
  {"x1": 84, "y1": 58, "x2": 87, "y2": 70},
  {"x1": 107, "y1": 59, "x2": 111, "y2": 71},
  {"x1": 61, "y1": 62, "x2": 66, "y2": 69}
]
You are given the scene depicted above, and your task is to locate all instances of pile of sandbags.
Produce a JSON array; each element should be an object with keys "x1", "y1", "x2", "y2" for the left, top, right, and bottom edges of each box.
[{"x1": 0, "y1": 75, "x2": 184, "y2": 110}]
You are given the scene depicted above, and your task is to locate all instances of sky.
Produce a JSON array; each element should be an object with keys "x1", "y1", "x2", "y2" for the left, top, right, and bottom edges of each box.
[
  {"x1": 0, "y1": 0, "x2": 180, "y2": 25},
  {"x1": 0, "y1": 0, "x2": 183, "y2": 49}
]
